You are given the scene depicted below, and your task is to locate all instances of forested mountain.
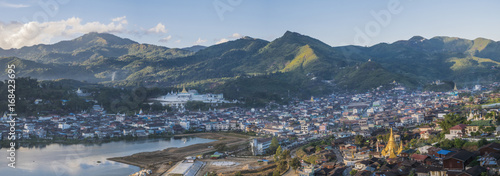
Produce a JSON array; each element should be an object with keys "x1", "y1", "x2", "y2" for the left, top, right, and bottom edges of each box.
[{"x1": 2, "y1": 31, "x2": 500, "y2": 103}]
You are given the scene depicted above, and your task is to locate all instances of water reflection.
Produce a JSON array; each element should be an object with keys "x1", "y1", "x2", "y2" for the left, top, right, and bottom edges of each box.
[{"x1": 0, "y1": 137, "x2": 213, "y2": 176}]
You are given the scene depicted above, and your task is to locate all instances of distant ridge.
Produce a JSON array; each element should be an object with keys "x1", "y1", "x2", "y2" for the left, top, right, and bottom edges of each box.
[
  {"x1": 182, "y1": 45, "x2": 207, "y2": 53},
  {"x1": 0, "y1": 31, "x2": 498, "y2": 99}
]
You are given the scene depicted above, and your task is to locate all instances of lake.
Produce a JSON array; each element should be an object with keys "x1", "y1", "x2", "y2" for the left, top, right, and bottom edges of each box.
[{"x1": 0, "y1": 137, "x2": 214, "y2": 176}]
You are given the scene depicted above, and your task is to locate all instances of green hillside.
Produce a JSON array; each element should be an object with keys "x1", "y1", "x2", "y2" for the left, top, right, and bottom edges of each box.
[{"x1": 2, "y1": 32, "x2": 500, "y2": 104}]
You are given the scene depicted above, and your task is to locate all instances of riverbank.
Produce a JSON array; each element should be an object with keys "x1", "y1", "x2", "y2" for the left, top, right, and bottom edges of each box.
[
  {"x1": 108, "y1": 132, "x2": 253, "y2": 176},
  {"x1": 0, "y1": 134, "x2": 175, "y2": 148}
]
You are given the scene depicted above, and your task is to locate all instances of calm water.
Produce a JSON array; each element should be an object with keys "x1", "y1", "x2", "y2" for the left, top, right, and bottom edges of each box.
[{"x1": 0, "y1": 137, "x2": 214, "y2": 176}]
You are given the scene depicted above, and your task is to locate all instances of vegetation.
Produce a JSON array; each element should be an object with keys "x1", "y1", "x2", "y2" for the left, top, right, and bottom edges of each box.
[
  {"x1": 355, "y1": 135, "x2": 368, "y2": 147},
  {"x1": 437, "y1": 113, "x2": 467, "y2": 134},
  {"x1": 4, "y1": 32, "x2": 500, "y2": 107},
  {"x1": 268, "y1": 137, "x2": 279, "y2": 155},
  {"x1": 290, "y1": 157, "x2": 300, "y2": 173},
  {"x1": 350, "y1": 169, "x2": 358, "y2": 175},
  {"x1": 436, "y1": 138, "x2": 489, "y2": 152},
  {"x1": 0, "y1": 77, "x2": 93, "y2": 116}
]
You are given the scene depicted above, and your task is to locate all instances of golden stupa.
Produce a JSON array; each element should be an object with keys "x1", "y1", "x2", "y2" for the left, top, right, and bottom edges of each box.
[
  {"x1": 181, "y1": 86, "x2": 188, "y2": 93},
  {"x1": 310, "y1": 96, "x2": 314, "y2": 102},
  {"x1": 381, "y1": 128, "x2": 403, "y2": 158}
]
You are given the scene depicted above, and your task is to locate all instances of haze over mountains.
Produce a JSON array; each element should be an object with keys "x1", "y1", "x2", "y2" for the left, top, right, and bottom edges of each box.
[{"x1": 1, "y1": 31, "x2": 499, "y2": 97}]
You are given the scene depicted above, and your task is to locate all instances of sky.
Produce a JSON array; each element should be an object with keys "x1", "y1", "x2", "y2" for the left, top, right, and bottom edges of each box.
[{"x1": 1, "y1": 0, "x2": 500, "y2": 49}]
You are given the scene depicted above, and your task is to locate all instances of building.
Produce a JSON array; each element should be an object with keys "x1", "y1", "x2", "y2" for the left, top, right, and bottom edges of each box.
[
  {"x1": 164, "y1": 160, "x2": 204, "y2": 176},
  {"x1": 443, "y1": 150, "x2": 475, "y2": 171},
  {"x1": 301, "y1": 124, "x2": 312, "y2": 134},
  {"x1": 479, "y1": 142, "x2": 500, "y2": 155},
  {"x1": 180, "y1": 121, "x2": 190, "y2": 130},
  {"x1": 381, "y1": 128, "x2": 403, "y2": 158},
  {"x1": 445, "y1": 124, "x2": 467, "y2": 140},
  {"x1": 250, "y1": 138, "x2": 272, "y2": 155},
  {"x1": 149, "y1": 87, "x2": 228, "y2": 107}
]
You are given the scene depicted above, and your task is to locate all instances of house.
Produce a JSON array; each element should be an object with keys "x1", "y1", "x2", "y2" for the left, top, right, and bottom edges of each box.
[
  {"x1": 250, "y1": 138, "x2": 272, "y2": 155},
  {"x1": 428, "y1": 147, "x2": 442, "y2": 158},
  {"x1": 478, "y1": 152, "x2": 500, "y2": 169},
  {"x1": 400, "y1": 149, "x2": 416, "y2": 158},
  {"x1": 443, "y1": 150, "x2": 475, "y2": 171},
  {"x1": 419, "y1": 125, "x2": 432, "y2": 132},
  {"x1": 415, "y1": 166, "x2": 446, "y2": 176},
  {"x1": 478, "y1": 142, "x2": 500, "y2": 155},
  {"x1": 411, "y1": 153, "x2": 429, "y2": 163},
  {"x1": 466, "y1": 120, "x2": 493, "y2": 135},
  {"x1": 445, "y1": 124, "x2": 467, "y2": 140},
  {"x1": 354, "y1": 160, "x2": 371, "y2": 170},
  {"x1": 437, "y1": 149, "x2": 455, "y2": 158},
  {"x1": 298, "y1": 164, "x2": 315, "y2": 176},
  {"x1": 418, "y1": 145, "x2": 432, "y2": 154},
  {"x1": 452, "y1": 165, "x2": 487, "y2": 176}
]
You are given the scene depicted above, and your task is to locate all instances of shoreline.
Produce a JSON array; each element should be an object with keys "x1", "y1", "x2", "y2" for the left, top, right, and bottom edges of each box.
[{"x1": 107, "y1": 132, "x2": 253, "y2": 176}]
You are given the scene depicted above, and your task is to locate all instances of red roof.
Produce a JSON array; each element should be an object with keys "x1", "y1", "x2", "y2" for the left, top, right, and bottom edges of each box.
[
  {"x1": 450, "y1": 124, "x2": 467, "y2": 130},
  {"x1": 411, "y1": 154, "x2": 428, "y2": 161}
]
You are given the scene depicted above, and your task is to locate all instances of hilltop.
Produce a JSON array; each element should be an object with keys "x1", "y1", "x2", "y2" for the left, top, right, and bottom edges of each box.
[{"x1": 1, "y1": 31, "x2": 500, "y2": 104}]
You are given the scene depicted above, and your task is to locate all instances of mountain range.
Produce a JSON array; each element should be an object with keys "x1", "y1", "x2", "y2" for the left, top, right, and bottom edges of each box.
[{"x1": 1, "y1": 31, "x2": 499, "y2": 103}]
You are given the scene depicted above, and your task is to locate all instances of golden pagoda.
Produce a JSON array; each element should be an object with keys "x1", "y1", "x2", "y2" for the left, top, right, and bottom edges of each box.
[
  {"x1": 181, "y1": 86, "x2": 188, "y2": 93},
  {"x1": 310, "y1": 96, "x2": 314, "y2": 102},
  {"x1": 381, "y1": 128, "x2": 403, "y2": 158}
]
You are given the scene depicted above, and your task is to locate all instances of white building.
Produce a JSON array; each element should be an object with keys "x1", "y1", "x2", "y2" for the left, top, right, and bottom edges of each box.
[
  {"x1": 58, "y1": 123, "x2": 71, "y2": 130},
  {"x1": 301, "y1": 124, "x2": 312, "y2": 134},
  {"x1": 250, "y1": 138, "x2": 272, "y2": 155},
  {"x1": 149, "y1": 87, "x2": 229, "y2": 107},
  {"x1": 180, "y1": 121, "x2": 190, "y2": 130}
]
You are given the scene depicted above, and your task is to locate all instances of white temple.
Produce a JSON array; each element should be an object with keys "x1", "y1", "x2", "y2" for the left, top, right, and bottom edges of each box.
[{"x1": 148, "y1": 87, "x2": 228, "y2": 107}]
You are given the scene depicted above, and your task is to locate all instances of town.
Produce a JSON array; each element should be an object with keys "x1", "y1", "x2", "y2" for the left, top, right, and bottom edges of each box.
[{"x1": 2, "y1": 81, "x2": 500, "y2": 176}]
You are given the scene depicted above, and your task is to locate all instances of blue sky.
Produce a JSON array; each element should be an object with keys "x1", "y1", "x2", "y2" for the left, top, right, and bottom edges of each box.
[{"x1": 1, "y1": 0, "x2": 500, "y2": 49}]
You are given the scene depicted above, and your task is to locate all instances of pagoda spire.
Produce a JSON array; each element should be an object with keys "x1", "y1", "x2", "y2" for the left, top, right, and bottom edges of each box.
[
  {"x1": 381, "y1": 128, "x2": 400, "y2": 158},
  {"x1": 181, "y1": 85, "x2": 188, "y2": 93}
]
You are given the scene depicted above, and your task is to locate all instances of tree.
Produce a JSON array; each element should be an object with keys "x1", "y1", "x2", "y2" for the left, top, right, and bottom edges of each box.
[
  {"x1": 281, "y1": 149, "x2": 291, "y2": 161},
  {"x1": 275, "y1": 145, "x2": 282, "y2": 161},
  {"x1": 269, "y1": 137, "x2": 279, "y2": 154},
  {"x1": 234, "y1": 171, "x2": 242, "y2": 176},
  {"x1": 273, "y1": 169, "x2": 280, "y2": 176},
  {"x1": 150, "y1": 102, "x2": 164, "y2": 112},
  {"x1": 277, "y1": 160, "x2": 288, "y2": 172},
  {"x1": 478, "y1": 138, "x2": 489, "y2": 147},
  {"x1": 315, "y1": 146, "x2": 322, "y2": 153},
  {"x1": 291, "y1": 157, "x2": 300, "y2": 173},
  {"x1": 350, "y1": 169, "x2": 358, "y2": 176},
  {"x1": 355, "y1": 135, "x2": 366, "y2": 147},
  {"x1": 409, "y1": 169, "x2": 416, "y2": 176},
  {"x1": 437, "y1": 113, "x2": 466, "y2": 134},
  {"x1": 453, "y1": 138, "x2": 466, "y2": 149}
]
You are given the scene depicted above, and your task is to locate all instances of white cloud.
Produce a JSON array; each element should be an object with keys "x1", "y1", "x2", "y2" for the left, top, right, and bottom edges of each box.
[
  {"x1": 146, "y1": 23, "x2": 167, "y2": 34},
  {"x1": 158, "y1": 35, "x2": 172, "y2": 43},
  {"x1": 0, "y1": 1, "x2": 29, "y2": 8},
  {"x1": 194, "y1": 38, "x2": 207, "y2": 45},
  {"x1": 112, "y1": 16, "x2": 128, "y2": 24},
  {"x1": 175, "y1": 40, "x2": 181, "y2": 43},
  {"x1": 230, "y1": 33, "x2": 242, "y2": 38},
  {"x1": 0, "y1": 17, "x2": 128, "y2": 49},
  {"x1": 216, "y1": 38, "x2": 229, "y2": 44},
  {"x1": 213, "y1": 33, "x2": 243, "y2": 45}
]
